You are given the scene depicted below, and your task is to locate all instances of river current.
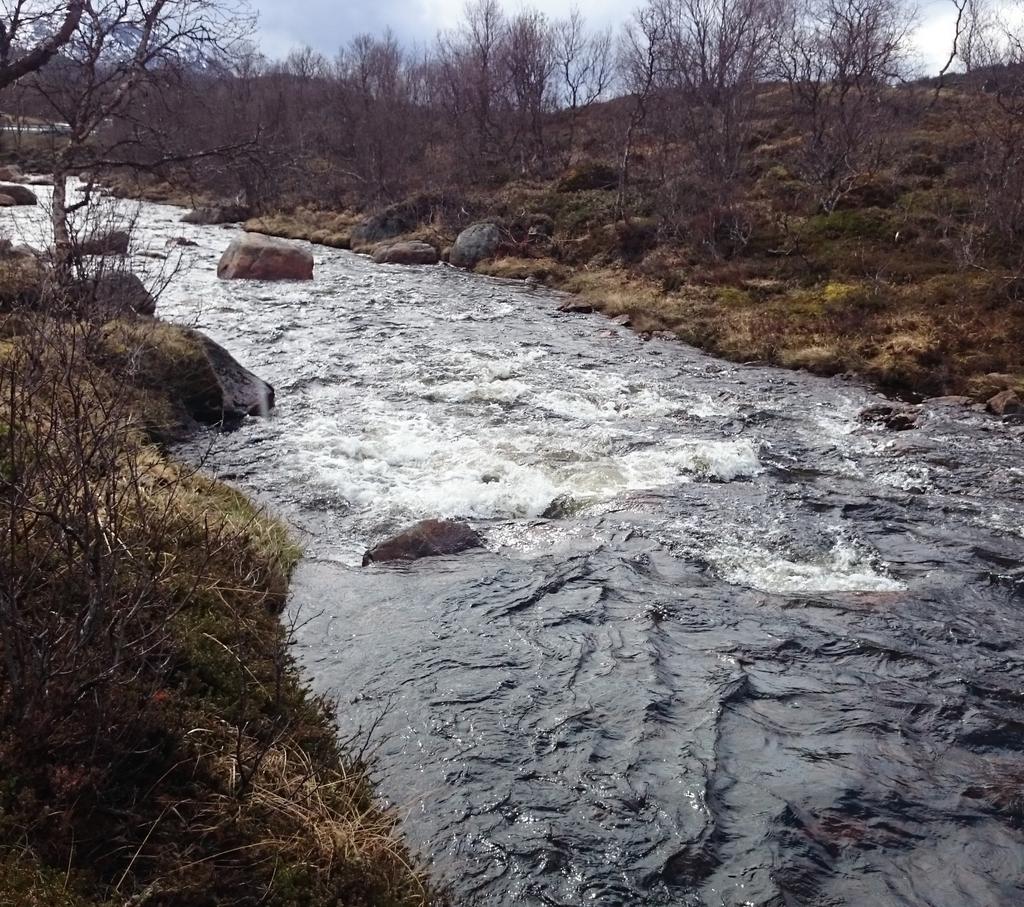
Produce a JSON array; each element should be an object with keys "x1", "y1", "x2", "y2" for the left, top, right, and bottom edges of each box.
[{"x1": 4, "y1": 192, "x2": 1024, "y2": 905}]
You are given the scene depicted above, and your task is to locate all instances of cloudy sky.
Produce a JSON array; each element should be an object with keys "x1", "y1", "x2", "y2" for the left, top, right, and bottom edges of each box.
[{"x1": 249, "y1": 0, "x2": 967, "y2": 75}]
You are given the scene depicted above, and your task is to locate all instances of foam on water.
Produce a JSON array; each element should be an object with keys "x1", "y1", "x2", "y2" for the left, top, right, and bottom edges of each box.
[
  {"x1": 707, "y1": 533, "x2": 905, "y2": 594},
  {"x1": 288, "y1": 396, "x2": 761, "y2": 523}
]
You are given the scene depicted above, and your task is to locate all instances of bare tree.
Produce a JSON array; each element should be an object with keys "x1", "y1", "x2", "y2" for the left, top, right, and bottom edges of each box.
[
  {"x1": 617, "y1": 2, "x2": 670, "y2": 213},
  {"x1": 554, "y1": 8, "x2": 614, "y2": 165},
  {"x1": 435, "y1": 0, "x2": 507, "y2": 171},
  {"x1": 503, "y1": 9, "x2": 555, "y2": 174},
  {"x1": 775, "y1": 0, "x2": 914, "y2": 213},
  {"x1": 663, "y1": 0, "x2": 780, "y2": 188},
  {"x1": 0, "y1": 0, "x2": 84, "y2": 90},
  {"x1": 24, "y1": 0, "x2": 249, "y2": 266}
]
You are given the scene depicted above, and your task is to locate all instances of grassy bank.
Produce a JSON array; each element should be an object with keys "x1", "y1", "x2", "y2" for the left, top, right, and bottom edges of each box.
[
  {"x1": 0, "y1": 310, "x2": 440, "y2": 905},
  {"x1": 218, "y1": 186, "x2": 1024, "y2": 403}
]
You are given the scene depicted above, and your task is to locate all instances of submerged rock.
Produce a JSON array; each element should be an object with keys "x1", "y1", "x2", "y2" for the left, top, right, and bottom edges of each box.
[
  {"x1": 858, "y1": 403, "x2": 920, "y2": 431},
  {"x1": 362, "y1": 519, "x2": 483, "y2": 567},
  {"x1": 450, "y1": 222, "x2": 501, "y2": 269},
  {"x1": 372, "y1": 241, "x2": 439, "y2": 266},
  {"x1": 217, "y1": 232, "x2": 313, "y2": 281}
]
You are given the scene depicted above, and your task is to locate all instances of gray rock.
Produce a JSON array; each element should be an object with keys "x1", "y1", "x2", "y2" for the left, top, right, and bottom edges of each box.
[
  {"x1": 85, "y1": 272, "x2": 156, "y2": 316},
  {"x1": 78, "y1": 229, "x2": 130, "y2": 255},
  {"x1": 195, "y1": 332, "x2": 275, "y2": 421},
  {"x1": 450, "y1": 222, "x2": 501, "y2": 269},
  {"x1": 858, "y1": 403, "x2": 920, "y2": 431},
  {"x1": 558, "y1": 300, "x2": 594, "y2": 314},
  {"x1": 350, "y1": 195, "x2": 442, "y2": 248},
  {"x1": 362, "y1": 519, "x2": 483, "y2": 566},
  {"x1": 925, "y1": 395, "x2": 972, "y2": 407}
]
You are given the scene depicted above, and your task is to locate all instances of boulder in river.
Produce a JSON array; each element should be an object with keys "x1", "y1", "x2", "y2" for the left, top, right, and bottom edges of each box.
[
  {"x1": 181, "y1": 204, "x2": 251, "y2": 225},
  {"x1": 0, "y1": 184, "x2": 36, "y2": 206},
  {"x1": 449, "y1": 222, "x2": 501, "y2": 270},
  {"x1": 858, "y1": 403, "x2": 920, "y2": 431},
  {"x1": 95, "y1": 321, "x2": 274, "y2": 437},
  {"x1": 0, "y1": 165, "x2": 22, "y2": 182},
  {"x1": 78, "y1": 229, "x2": 130, "y2": 256},
  {"x1": 987, "y1": 389, "x2": 1022, "y2": 417},
  {"x1": 362, "y1": 519, "x2": 483, "y2": 567},
  {"x1": 0, "y1": 241, "x2": 45, "y2": 306},
  {"x1": 372, "y1": 241, "x2": 439, "y2": 266},
  {"x1": 217, "y1": 232, "x2": 313, "y2": 281}
]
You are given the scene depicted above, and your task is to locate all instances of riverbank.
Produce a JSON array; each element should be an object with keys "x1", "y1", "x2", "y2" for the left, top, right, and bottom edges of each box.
[
  {"x1": 0, "y1": 307, "x2": 441, "y2": 905},
  {"x1": 93, "y1": 172, "x2": 1022, "y2": 407},
  {"x1": 250, "y1": 208, "x2": 1024, "y2": 403}
]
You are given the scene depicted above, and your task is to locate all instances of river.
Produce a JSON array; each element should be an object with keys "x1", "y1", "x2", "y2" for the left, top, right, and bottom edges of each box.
[{"x1": 4, "y1": 190, "x2": 1024, "y2": 905}]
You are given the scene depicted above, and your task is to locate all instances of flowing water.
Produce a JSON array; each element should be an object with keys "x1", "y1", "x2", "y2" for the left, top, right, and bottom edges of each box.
[{"x1": 4, "y1": 192, "x2": 1024, "y2": 905}]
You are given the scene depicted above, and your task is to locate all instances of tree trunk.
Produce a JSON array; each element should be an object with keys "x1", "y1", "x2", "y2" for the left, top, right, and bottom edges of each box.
[{"x1": 50, "y1": 165, "x2": 72, "y2": 276}]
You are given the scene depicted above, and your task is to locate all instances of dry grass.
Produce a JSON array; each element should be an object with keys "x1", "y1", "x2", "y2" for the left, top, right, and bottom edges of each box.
[{"x1": 245, "y1": 209, "x2": 358, "y2": 249}]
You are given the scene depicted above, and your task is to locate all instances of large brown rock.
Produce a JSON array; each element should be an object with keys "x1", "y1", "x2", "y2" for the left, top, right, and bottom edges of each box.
[
  {"x1": 217, "y1": 232, "x2": 313, "y2": 281},
  {"x1": 372, "y1": 241, "x2": 439, "y2": 266},
  {"x1": 362, "y1": 519, "x2": 483, "y2": 567},
  {"x1": 987, "y1": 389, "x2": 1022, "y2": 417},
  {"x1": 0, "y1": 165, "x2": 22, "y2": 181},
  {"x1": 0, "y1": 184, "x2": 36, "y2": 205}
]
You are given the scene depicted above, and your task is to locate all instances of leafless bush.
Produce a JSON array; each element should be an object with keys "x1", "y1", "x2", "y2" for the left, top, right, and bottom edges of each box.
[{"x1": 775, "y1": 0, "x2": 915, "y2": 213}]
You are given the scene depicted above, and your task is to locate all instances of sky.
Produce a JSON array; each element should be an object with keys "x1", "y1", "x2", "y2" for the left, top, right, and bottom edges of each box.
[{"x1": 248, "y1": 0, "x2": 990, "y2": 76}]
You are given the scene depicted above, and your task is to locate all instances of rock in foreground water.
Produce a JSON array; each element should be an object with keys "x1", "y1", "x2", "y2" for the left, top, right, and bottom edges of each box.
[
  {"x1": 362, "y1": 519, "x2": 483, "y2": 566},
  {"x1": 218, "y1": 232, "x2": 313, "y2": 280}
]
